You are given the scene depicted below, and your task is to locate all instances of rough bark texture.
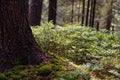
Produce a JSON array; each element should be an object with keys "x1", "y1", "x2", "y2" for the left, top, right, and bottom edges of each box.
[
  {"x1": 29, "y1": 0, "x2": 43, "y2": 26},
  {"x1": 0, "y1": 0, "x2": 47, "y2": 72},
  {"x1": 48, "y1": 0, "x2": 57, "y2": 24}
]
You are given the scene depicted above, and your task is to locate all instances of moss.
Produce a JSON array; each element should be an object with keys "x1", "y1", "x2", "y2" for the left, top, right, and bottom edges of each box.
[
  {"x1": 54, "y1": 71, "x2": 64, "y2": 77},
  {"x1": 11, "y1": 75, "x2": 21, "y2": 80},
  {"x1": 52, "y1": 65, "x2": 64, "y2": 71},
  {"x1": 13, "y1": 65, "x2": 25, "y2": 74},
  {"x1": 19, "y1": 72, "x2": 27, "y2": 78},
  {"x1": 37, "y1": 65, "x2": 52, "y2": 76},
  {"x1": 50, "y1": 59, "x2": 62, "y2": 65},
  {"x1": 14, "y1": 65, "x2": 25, "y2": 71},
  {"x1": 5, "y1": 71, "x2": 14, "y2": 77},
  {"x1": 26, "y1": 65, "x2": 33, "y2": 69},
  {"x1": 0, "y1": 73, "x2": 7, "y2": 80}
]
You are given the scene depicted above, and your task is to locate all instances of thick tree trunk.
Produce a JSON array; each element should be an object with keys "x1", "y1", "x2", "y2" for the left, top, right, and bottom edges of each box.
[
  {"x1": 29, "y1": 0, "x2": 43, "y2": 26},
  {"x1": 0, "y1": 0, "x2": 47, "y2": 72},
  {"x1": 48, "y1": 0, "x2": 57, "y2": 24}
]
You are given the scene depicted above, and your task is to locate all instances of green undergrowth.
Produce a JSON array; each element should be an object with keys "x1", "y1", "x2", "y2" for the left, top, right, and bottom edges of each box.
[
  {"x1": 1, "y1": 54, "x2": 89, "y2": 80},
  {"x1": 32, "y1": 22, "x2": 120, "y2": 80},
  {"x1": 33, "y1": 22, "x2": 119, "y2": 57},
  {"x1": 1, "y1": 22, "x2": 120, "y2": 80}
]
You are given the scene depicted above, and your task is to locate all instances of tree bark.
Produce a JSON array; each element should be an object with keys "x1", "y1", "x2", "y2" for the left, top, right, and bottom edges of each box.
[
  {"x1": 85, "y1": 0, "x2": 90, "y2": 26},
  {"x1": 78, "y1": 0, "x2": 81, "y2": 22},
  {"x1": 71, "y1": 0, "x2": 75, "y2": 24},
  {"x1": 81, "y1": 0, "x2": 86, "y2": 25},
  {"x1": 29, "y1": 0, "x2": 43, "y2": 26},
  {"x1": 106, "y1": 0, "x2": 113, "y2": 31},
  {"x1": 91, "y1": 0, "x2": 96, "y2": 28},
  {"x1": 89, "y1": 0, "x2": 96, "y2": 27},
  {"x1": 89, "y1": 0, "x2": 93, "y2": 27},
  {"x1": 0, "y1": 0, "x2": 47, "y2": 72},
  {"x1": 48, "y1": 0, "x2": 57, "y2": 24}
]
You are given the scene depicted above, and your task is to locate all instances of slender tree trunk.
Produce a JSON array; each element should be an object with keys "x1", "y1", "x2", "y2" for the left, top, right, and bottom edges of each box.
[
  {"x1": 0, "y1": 0, "x2": 47, "y2": 72},
  {"x1": 78, "y1": 0, "x2": 81, "y2": 23},
  {"x1": 91, "y1": 0, "x2": 96, "y2": 28},
  {"x1": 89, "y1": 0, "x2": 96, "y2": 27},
  {"x1": 48, "y1": 0, "x2": 57, "y2": 24},
  {"x1": 89, "y1": 0, "x2": 93, "y2": 27},
  {"x1": 81, "y1": 0, "x2": 85, "y2": 25},
  {"x1": 29, "y1": 0, "x2": 43, "y2": 26},
  {"x1": 71, "y1": 0, "x2": 74, "y2": 24},
  {"x1": 106, "y1": 0, "x2": 113, "y2": 31},
  {"x1": 96, "y1": 20, "x2": 100, "y2": 31},
  {"x1": 85, "y1": 0, "x2": 90, "y2": 26}
]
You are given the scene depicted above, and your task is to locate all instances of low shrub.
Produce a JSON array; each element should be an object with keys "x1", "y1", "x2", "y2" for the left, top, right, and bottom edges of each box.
[
  {"x1": 0, "y1": 73, "x2": 6, "y2": 80},
  {"x1": 37, "y1": 64, "x2": 52, "y2": 76}
]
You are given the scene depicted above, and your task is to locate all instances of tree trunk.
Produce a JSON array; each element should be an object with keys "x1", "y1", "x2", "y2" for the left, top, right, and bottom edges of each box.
[
  {"x1": 91, "y1": 0, "x2": 96, "y2": 28},
  {"x1": 71, "y1": 0, "x2": 75, "y2": 24},
  {"x1": 106, "y1": 0, "x2": 113, "y2": 31},
  {"x1": 48, "y1": 0, "x2": 57, "y2": 24},
  {"x1": 78, "y1": 0, "x2": 81, "y2": 22},
  {"x1": 0, "y1": 0, "x2": 47, "y2": 72},
  {"x1": 81, "y1": 0, "x2": 85, "y2": 25},
  {"x1": 85, "y1": 0, "x2": 90, "y2": 26},
  {"x1": 89, "y1": 0, "x2": 93, "y2": 27},
  {"x1": 29, "y1": 0, "x2": 43, "y2": 26},
  {"x1": 89, "y1": 0, "x2": 96, "y2": 27}
]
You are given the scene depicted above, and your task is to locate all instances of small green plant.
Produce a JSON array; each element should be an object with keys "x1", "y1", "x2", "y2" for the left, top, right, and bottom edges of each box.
[
  {"x1": 37, "y1": 65, "x2": 53, "y2": 76},
  {"x1": 55, "y1": 71, "x2": 89, "y2": 80},
  {"x1": 32, "y1": 22, "x2": 67, "y2": 54},
  {"x1": 13, "y1": 65, "x2": 25, "y2": 74},
  {"x1": 5, "y1": 71, "x2": 14, "y2": 77},
  {"x1": 11, "y1": 75, "x2": 21, "y2": 80},
  {"x1": 19, "y1": 72, "x2": 27, "y2": 78},
  {"x1": 0, "y1": 73, "x2": 6, "y2": 80}
]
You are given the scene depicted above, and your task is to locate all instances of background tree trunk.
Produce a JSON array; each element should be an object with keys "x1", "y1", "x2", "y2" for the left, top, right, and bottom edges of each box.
[
  {"x1": 29, "y1": 0, "x2": 43, "y2": 26},
  {"x1": 81, "y1": 0, "x2": 85, "y2": 25},
  {"x1": 78, "y1": 0, "x2": 81, "y2": 23},
  {"x1": 89, "y1": 0, "x2": 96, "y2": 27},
  {"x1": 71, "y1": 0, "x2": 75, "y2": 24},
  {"x1": 0, "y1": 0, "x2": 47, "y2": 72},
  {"x1": 106, "y1": 0, "x2": 113, "y2": 31},
  {"x1": 85, "y1": 0, "x2": 90, "y2": 26},
  {"x1": 91, "y1": 0, "x2": 97, "y2": 28},
  {"x1": 48, "y1": 0, "x2": 57, "y2": 24},
  {"x1": 89, "y1": 0, "x2": 93, "y2": 27}
]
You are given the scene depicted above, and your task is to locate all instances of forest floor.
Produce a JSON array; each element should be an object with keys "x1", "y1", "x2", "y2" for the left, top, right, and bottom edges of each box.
[{"x1": 0, "y1": 23, "x2": 120, "y2": 80}]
